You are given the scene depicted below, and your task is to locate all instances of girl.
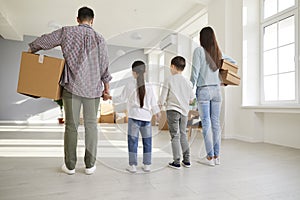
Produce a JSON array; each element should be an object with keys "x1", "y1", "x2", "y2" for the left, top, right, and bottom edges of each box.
[{"x1": 108, "y1": 61, "x2": 160, "y2": 173}]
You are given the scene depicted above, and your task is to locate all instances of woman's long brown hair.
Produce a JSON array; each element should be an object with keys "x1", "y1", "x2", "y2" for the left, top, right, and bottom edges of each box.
[
  {"x1": 132, "y1": 61, "x2": 146, "y2": 108},
  {"x1": 200, "y1": 27, "x2": 222, "y2": 71}
]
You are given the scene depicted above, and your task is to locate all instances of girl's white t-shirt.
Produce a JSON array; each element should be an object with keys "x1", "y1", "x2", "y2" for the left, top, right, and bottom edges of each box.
[{"x1": 113, "y1": 78, "x2": 160, "y2": 121}]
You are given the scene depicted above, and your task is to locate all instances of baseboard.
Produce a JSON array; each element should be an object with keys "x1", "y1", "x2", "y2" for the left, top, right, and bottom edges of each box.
[{"x1": 223, "y1": 134, "x2": 263, "y2": 143}]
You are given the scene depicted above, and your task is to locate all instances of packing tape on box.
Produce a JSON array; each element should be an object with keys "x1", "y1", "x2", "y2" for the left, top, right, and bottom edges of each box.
[{"x1": 38, "y1": 55, "x2": 44, "y2": 64}]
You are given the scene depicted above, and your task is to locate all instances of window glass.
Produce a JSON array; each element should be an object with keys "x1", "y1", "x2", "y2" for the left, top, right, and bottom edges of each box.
[
  {"x1": 264, "y1": 49, "x2": 278, "y2": 75},
  {"x1": 278, "y1": 16, "x2": 295, "y2": 46},
  {"x1": 278, "y1": 72, "x2": 295, "y2": 100},
  {"x1": 278, "y1": 0, "x2": 295, "y2": 12},
  {"x1": 278, "y1": 44, "x2": 295, "y2": 73},
  {"x1": 264, "y1": 75, "x2": 278, "y2": 101},
  {"x1": 264, "y1": 0, "x2": 277, "y2": 18},
  {"x1": 264, "y1": 23, "x2": 277, "y2": 50},
  {"x1": 264, "y1": 0, "x2": 295, "y2": 18}
]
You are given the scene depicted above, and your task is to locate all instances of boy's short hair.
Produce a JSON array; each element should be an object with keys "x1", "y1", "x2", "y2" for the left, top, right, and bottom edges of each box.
[
  {"x1": 171, "y1": 56, "x2": 186, "y2": 71},
  {"x1": 78, "y1": 7, "x2": 94, "y2": 22}
]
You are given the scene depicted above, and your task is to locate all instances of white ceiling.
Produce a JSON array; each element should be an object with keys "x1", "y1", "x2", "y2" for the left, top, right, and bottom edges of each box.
[{"x1": 0, "y1": 0, "x2": 209, "y2": 48}]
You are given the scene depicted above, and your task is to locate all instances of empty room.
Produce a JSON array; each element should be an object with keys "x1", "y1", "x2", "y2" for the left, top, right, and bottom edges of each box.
[{"x1": 0, "y1": 0, "x2": 300, "y2": 199}]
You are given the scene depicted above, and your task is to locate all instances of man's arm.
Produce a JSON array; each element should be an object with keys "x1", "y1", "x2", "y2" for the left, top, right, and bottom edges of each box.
[
  {"x1": 99, "y1": 40, "x2": 112, "y2": 89},
  {"x1": 28, "y1": 28, "x2": 63, "y2": 53}
]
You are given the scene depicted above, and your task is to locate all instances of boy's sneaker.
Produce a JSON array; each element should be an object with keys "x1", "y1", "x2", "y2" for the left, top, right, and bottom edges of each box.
[
  {"x1": 198, "y1": 157, "x2": 215, "y2": 167},
  {"x1": 168, "y1": 162, "x2": 181, "y2": 169},
  {"x1": 85, "y1": 165, "x2": 96, "y2": 175},
  {"x1": 126, "y1": 165, "x2": 137, "y2": 173},
  {"x1": 142, "y1": 164, "x2": 151, "y2": 172},
  {"x1": 61, "y1": 164, "x2": 75, "y2": 175},
  {"x1": 181, "y1": 161, "x2": 191, "y2": 168},
  {"x1": 214, "y1": 157, "x2": 220, "y2": 165}
]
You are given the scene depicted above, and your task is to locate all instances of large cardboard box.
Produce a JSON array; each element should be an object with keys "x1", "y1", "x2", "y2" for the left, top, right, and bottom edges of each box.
[
  {"x1": 17, "y1": 52, "x2": 65, "y2": 100},
  {"x1": 220, "y1": 69, "x2": 240, "y2": 85},
  {"x1": 221, "y1": 59, "x2": 238, "y2": 74}
]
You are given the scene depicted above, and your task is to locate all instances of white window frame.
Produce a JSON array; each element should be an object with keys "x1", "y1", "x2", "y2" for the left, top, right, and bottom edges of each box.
[{"x1": 260, "y1": 0, "x2": 299, "y2": 105}]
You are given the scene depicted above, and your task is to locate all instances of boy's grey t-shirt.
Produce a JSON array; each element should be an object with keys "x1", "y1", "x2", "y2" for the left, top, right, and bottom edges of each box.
[{"x1": 159, "y1": 74, "x2": 195, "y2": 116}]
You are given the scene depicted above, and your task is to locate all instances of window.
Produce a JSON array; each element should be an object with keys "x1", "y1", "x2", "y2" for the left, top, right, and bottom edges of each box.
[{"x1": 261, "y1": 0, "x2": 298, "y2": 103}]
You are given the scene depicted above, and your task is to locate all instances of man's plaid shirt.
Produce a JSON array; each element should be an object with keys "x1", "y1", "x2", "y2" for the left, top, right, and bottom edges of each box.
[{"x1": 29, "y1": 24, "x2": 112, "y2": 98}]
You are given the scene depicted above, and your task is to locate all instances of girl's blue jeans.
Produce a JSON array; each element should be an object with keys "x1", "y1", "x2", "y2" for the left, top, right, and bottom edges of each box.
[{"x1": 127, "y1": 118, "x2": 152, "y2": 166}]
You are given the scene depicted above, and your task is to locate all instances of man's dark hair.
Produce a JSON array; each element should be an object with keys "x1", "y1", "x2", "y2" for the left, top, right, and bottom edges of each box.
[
  {"x1": 171, "y1": 56, "x2": 186, "y2": 71},
  {"x1": 78, "y1": 7, "x2": 94, "y2": 21}
]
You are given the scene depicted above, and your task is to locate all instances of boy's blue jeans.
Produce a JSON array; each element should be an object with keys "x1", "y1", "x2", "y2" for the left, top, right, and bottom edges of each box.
[
  {"x1": 196, "y1": 85, "x2": 222, "y2": 158},
  {"x1": 127, "y1": 118, "x2": 152, "y2": 166}
]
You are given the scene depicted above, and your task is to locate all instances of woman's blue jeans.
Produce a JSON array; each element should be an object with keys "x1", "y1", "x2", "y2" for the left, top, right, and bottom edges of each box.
[
  {"x1": 196, "y1": 85, "x2": 222, "y2": 158},
  {"x1": 127, "y1": 118, "x2": 152, "y2": 166}
]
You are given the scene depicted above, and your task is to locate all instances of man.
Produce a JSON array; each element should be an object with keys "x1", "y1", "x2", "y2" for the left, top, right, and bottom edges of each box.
[{"x1": 29, "y1": 7, "x2": 112, "y2": 175}]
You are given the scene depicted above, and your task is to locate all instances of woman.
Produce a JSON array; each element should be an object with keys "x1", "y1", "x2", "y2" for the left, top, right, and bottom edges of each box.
[{"x1": 190, "y1": 26, "x2": 234, "y2": 166}]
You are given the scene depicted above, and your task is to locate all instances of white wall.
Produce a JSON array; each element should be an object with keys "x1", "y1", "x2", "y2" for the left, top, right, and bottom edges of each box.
[
  {"x1": 264, "y1": 113, "x2": 300, "y2": 148},
  {"x1": 206, "y1": 0, "x2": 300, "y2": 149},
  {"x1": 0, "y1": 36, "x2": 63, "y2": 121}
]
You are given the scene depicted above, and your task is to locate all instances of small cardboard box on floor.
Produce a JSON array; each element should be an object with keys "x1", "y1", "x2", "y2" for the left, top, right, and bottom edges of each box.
[
  {"x1": 99, "y1": 103, "x2": 115, "y2": 123},
  {"x1": 17, "y1": 52, "x2": 65, "y2": 100}
]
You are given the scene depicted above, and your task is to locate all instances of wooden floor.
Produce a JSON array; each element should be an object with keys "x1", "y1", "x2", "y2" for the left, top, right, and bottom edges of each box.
[{"x1": 0, "y1": 124, "x2": 299, "y2": 200}]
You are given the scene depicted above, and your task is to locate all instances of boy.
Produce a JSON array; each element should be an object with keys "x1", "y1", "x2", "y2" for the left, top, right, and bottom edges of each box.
[{"x1": 159, "y1": 56, "x2": 195, "y2": 169}]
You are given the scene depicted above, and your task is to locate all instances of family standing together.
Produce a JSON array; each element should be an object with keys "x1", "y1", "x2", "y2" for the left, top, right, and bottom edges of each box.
[{"x1": 28, "y1": 6, "x2": 234, "y2": 175}]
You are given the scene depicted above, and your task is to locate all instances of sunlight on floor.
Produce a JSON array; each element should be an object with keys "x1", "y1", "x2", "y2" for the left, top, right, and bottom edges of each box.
[{"x1": 0, "y1": 124, "x2": 171, "y2": 158}]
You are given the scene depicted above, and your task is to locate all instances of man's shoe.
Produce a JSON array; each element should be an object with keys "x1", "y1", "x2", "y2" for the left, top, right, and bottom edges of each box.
[
  {"x1": 126, "y1": 165, "x2": 137, "y2": 173},
  {"x1": 168, "y1": 162, "x2": 181, "y2": 169},
  {"x1": 181, "y1": 161, "x2": 191, "y2": 168},
  {"x1": 61, "y1": 164, "x2": 75, "y2": 175},
  {"x1": 85, "y1": 165, "x2": 96, "y2": 175}
]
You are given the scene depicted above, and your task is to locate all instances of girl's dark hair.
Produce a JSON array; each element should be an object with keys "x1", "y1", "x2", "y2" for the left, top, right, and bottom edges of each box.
[
  {"x1": 200, "y1": 27, "x2": 222, "y2": 71},
  {"x1": 78, "y1": 7, "x2": 94, "y2": 22},
  {"x1": 132, "y1": 61, "x2": 146, "y2": 108}
]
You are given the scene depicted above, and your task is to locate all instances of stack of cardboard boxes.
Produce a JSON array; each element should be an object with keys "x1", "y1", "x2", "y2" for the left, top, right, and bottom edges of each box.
[{"x1": 219, "y1": 59, "x2": 240, "y2": 85}]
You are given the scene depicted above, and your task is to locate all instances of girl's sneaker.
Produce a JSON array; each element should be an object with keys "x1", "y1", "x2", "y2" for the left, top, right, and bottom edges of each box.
[
  {"x1": 126, "y1": 165, "x2": 137, "y2": 173},
  {"x1": 142, "y1": 164, "x2": 151, "y2": 172}
]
